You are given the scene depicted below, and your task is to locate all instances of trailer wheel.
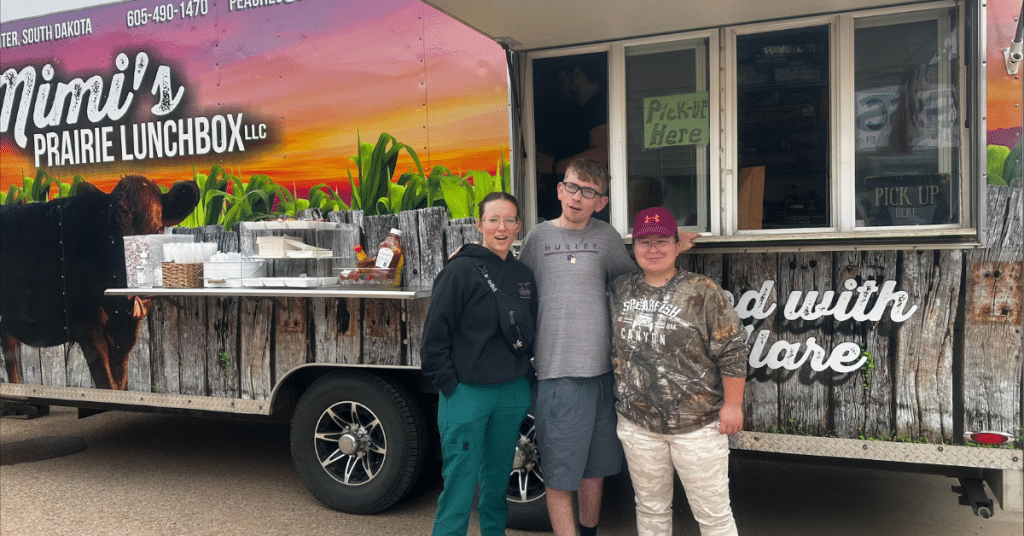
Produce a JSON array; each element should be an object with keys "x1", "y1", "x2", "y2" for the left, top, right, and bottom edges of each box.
[
  {"x1": 506, "y1": 414, "x2": 551, "y2": 530},
  {"x1": 290, "y1": 371, "x2": 427, "y2": 514}
]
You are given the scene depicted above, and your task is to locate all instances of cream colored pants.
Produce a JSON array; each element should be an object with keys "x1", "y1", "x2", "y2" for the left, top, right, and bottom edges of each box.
[{"x1": 617, "y1": 416, "x2": 738, "y2": 536}]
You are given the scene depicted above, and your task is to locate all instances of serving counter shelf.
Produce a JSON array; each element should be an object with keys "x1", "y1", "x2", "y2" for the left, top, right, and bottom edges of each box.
[{"x1": 105, "y1": 286, "x2": 432, "y2": 300}]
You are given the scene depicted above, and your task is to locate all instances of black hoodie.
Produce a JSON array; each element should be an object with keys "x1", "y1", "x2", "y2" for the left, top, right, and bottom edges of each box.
[{"x1": 420, "y1": 244, "x2": 537, "y2": 396}]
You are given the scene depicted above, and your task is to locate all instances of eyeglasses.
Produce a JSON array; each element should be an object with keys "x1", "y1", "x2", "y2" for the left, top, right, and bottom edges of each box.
[
  {"x1": 634, "y1": 238, "x2": 675, "y2": 252},
  {"x1": 481, "y1": 216, "x2": 522, "y2": 229},
  {"x1": 561, "y1": 181, "x2": 603, "y2": 199}
]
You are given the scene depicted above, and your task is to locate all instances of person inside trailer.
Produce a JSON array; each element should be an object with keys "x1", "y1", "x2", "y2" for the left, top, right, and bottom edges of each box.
[{"x1": 533, "y1": 53, "x2": 610, "y2": 222}]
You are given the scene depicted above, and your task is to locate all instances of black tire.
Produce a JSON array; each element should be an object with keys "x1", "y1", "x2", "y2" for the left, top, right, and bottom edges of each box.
[
  {"x1": 506, "y1": 414, "x2": 551, "y2": 531},
  {"x1": 290, "y1": 371, "x2": 428, "y2": 514}
]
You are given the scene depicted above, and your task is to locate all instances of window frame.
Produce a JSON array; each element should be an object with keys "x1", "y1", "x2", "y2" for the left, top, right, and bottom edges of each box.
[
  {"x1": 609, "y1": 30, "x2": 720, "y2": 235},
  {"x1": 846, "y1": 6, "x2": 966, "y2": 233},
  {"x1": 522, "y1": 43, "x2": 612, "y2": 230},
  {"x1": 724, "y1": 15, "x2": 838, "y2": 237},
  {"x1": 521, "y1": 0, "x2": 980, "y2": 249}
]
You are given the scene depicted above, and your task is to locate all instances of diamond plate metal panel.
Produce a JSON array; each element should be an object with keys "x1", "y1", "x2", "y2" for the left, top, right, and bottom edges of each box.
[
  {"x1": 1, "y1": 383, "x2": 270, "y2": 415},
  {"x1": 730, "y1": 431, "x2": 1023, "y2": 470}
]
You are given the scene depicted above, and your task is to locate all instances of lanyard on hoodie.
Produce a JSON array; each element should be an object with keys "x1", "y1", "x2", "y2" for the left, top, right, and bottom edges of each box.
[{"x1": 474, "y1": 262, "x2": 534, "y2": 356}]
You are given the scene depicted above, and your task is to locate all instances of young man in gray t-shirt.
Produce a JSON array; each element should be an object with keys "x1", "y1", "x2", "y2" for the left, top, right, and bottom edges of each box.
[{"x1": 519, "y1": 159, "x2": 636, "y2": 536}]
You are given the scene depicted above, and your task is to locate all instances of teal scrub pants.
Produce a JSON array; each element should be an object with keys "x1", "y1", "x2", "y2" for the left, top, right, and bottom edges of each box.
[{"x1": 432, "y1": 376, "x2": 531, "y2": 536}]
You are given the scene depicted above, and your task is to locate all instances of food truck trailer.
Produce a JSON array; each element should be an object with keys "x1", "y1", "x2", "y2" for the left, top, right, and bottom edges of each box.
[{"x1": 1, "y1": 0, "x2": 1022, "y2": 528}]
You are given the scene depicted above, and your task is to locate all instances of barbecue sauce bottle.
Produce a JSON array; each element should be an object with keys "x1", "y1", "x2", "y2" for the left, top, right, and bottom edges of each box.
[
  {"x1": 354, "y1": 245, "x2": 374, "y2": 268},
  {"x1": 374, "y1": 228, "x2": 404, "y2": 285}
]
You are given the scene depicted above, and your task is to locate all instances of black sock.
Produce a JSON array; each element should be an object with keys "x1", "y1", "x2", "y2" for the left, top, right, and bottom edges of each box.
[{"x1": 579, "y1": 523, "x2": 597, "y2": 536}]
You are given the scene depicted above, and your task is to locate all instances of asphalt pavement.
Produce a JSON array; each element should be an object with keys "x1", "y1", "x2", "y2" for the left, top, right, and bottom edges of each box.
[{"x1": 1, "y1": 406, "x2": 1021, "y2": 536}]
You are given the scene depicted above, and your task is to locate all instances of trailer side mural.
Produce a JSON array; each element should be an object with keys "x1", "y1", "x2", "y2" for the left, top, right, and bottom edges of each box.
[
  {"x1": 0, "y1": 0, "x2": 509, "y2": 191},
  {"x1": 0, "y1": 0, "x2": 514, "y2": 517},
  {"x1": 0, "y1": 0, "x2": 509, "y2": 389},
  {"x1": 971, "y1": 0, "x2": 1023, "y2": 469}
]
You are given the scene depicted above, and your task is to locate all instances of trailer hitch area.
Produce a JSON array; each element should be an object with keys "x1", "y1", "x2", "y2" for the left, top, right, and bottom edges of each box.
[
  {"x1": 952, "y1": 477, "x2": 994, "y2": 518},
  {"x1": 0, "y1": 400, "x2": 50, "y2": 420}
]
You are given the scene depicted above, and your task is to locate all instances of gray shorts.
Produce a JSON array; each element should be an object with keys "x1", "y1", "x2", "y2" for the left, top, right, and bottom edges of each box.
[{"x1": 535, "y1": 372, "x2": 622, "y2": 491}]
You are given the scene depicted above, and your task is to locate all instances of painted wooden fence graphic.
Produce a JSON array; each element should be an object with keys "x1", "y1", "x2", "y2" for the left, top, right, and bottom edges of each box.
[
  {"x1": 686, "y1": 181, "x2": 1022, "y2": 444},
  {"x1": 2, "y1": 184, "x2": 1021, "y2": 445}
]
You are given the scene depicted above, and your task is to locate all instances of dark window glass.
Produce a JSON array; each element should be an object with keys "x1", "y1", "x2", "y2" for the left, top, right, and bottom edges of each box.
[
  {"x1": 737, "y1": 26, "x2": 830, "y2": 229},
  {"x1": 854, "y1": 10, "x2": 959, "y2": 227}
]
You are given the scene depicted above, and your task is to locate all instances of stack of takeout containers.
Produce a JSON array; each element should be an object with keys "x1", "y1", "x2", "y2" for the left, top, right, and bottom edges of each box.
[
  {"x1": 240, "y1": 220, "x2": 346, "y2": 288},
  {"x1": 203, "y1": 252, "x2": 266, "y2": 288},
  {"x1": 256, "y1": 235, "x2": 332, "y2": 258}
]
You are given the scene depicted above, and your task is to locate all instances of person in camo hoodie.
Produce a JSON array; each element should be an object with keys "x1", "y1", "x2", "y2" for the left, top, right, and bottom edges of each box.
[{"x1": 610, "y1": 206, "x2": 749, "y2": 536}]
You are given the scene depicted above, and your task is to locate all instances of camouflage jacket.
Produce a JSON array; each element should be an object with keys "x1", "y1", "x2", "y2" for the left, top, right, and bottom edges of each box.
[{"x1": 610, "y1": 270, "x2": 749, "y2": 434}]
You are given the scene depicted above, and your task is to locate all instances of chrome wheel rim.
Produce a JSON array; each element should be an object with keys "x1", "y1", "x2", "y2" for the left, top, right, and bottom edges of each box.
[
  {"x1": 314, "y1": 400, "x2": 387, "y2": 486},
  {"x1": 507, "y1": 415, "x2": 545, "y2": 503}
]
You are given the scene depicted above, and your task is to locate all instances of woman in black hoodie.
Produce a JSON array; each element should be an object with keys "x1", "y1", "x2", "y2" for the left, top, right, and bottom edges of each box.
[{"x1": 421, "y1": 192, "x2": 537, "y2": 536}]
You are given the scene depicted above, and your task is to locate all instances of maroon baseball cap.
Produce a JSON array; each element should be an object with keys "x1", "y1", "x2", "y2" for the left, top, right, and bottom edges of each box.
[{"x1": 632, "y1": 207, "x2": 677, "y2": 239}]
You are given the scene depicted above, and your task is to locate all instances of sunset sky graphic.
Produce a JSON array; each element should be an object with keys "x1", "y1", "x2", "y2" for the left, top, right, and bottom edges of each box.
[
  {"x1": 0, "y1": 0, "x2": 510, "y2": 195},
  {"x1": 2, "y1": 1, "x2": 1020, "y2": 197}
]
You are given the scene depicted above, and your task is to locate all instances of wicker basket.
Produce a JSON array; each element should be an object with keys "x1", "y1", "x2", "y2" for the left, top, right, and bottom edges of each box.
[{"x1": 162, "y1": 262, "x2": 204, "y2": 288}]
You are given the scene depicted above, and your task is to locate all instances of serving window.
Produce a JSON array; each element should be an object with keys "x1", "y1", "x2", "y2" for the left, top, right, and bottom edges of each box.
[
  {"x1": 624, "y1": 38, "x2": 711, "y2": 232},
  {"x1": 853, "y1": 9, "x2": 961, "y2": 228},
  {"x1": 735, "y1": 25, "x2": 831, "y2": 230},
  {"x1": 524, "y1": 1, "x2": 973, "y2": 245}
]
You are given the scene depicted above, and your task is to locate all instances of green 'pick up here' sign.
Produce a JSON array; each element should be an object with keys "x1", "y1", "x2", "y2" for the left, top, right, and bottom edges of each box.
[{"x1": 643, "y1": 92, "x2": 710, "y2": 149}]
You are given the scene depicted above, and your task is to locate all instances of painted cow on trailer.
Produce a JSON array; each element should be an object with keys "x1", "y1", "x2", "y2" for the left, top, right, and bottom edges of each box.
[{"x1": 0, "y1": 175, "x2": 199, "y2": 390}]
